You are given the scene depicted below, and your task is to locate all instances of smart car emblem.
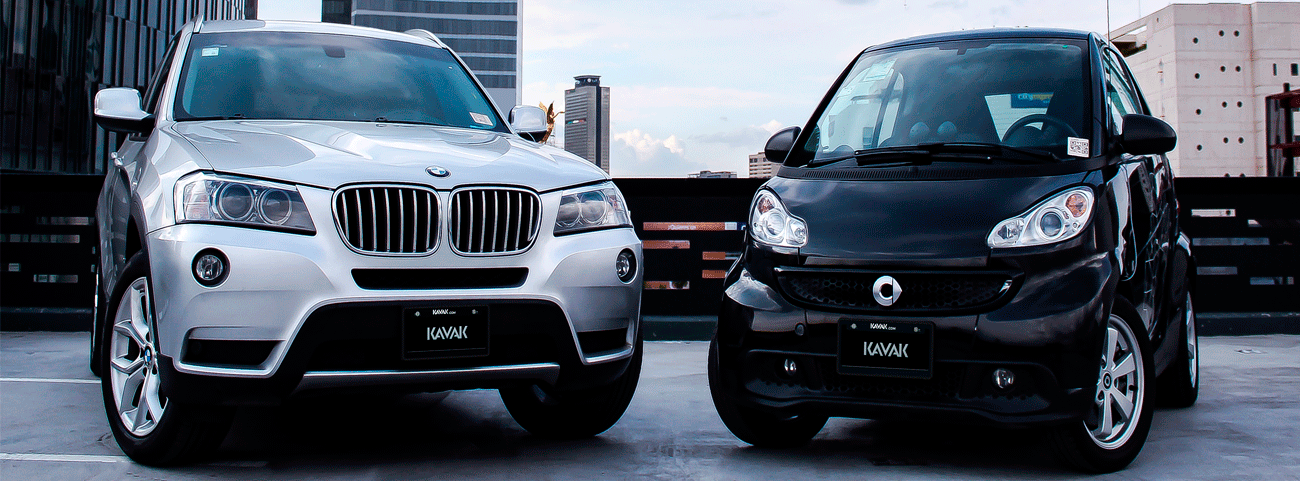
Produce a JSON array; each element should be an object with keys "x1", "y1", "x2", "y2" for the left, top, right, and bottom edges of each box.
[
  {"x1": 872, "y1": 275, "x2": 901, "y2": 307},
  {"x1": 426, "y1": 166, "x2": 450, "y2": 178}
]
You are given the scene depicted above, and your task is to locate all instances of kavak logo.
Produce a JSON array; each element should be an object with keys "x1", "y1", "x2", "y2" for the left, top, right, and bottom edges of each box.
[
  {"x1": 869, "y1": 323, "x2": 895, "y2": 330},
  {"x1": 863, "y1": 341, "x2": 910, "y2": 358},
  {"x1": 427, "y1": 325, "x2": 469, "y2": 341}
]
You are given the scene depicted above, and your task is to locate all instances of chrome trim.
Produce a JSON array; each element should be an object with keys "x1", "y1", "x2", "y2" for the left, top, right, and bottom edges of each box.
[
  {"x1": 582, "y1": 344, "x2": 635, "y2": 364},
  {"x1": 449, "y1": 186, "x2": 541, "y2": 256},
  {"x1": 293, "y1": 363, "x2": 561, "y2": 393},
  {"x1": 332, "y1": 184, "x2": 440, "y2": 256}
]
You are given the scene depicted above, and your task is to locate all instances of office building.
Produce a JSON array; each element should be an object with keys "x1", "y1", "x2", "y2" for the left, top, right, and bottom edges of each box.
[
  {"x1": 748, "y1": 152, "x2": 779, "y2": 178},
  {"x1": 688, "y1": 170, "x2": 737, "y2": 179},
  {"x1": 323, "y1": 0, "x2": 521, "y2": 110},
  {"x1": 1109, "y1": 2, "x2": 1300, "y2": 176},
  {"x1": 564, "y1": 75, "x2": 610, "y2": 173},
  {"x1": 2, "y1": 0, "x2": 253, "y2": 174}
]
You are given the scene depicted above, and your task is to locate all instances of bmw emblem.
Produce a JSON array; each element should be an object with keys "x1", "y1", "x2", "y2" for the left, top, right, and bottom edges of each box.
[{"x1": 426, "y1": 166, "x2": 450, "y2": 178}]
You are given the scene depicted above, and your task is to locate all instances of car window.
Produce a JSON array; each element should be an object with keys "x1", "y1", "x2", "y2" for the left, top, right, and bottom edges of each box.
[
  {"x1": 172, "y1": 31, "x2": 505, "y2": 132},
  {"x1": 1101, "y1": 48, "x2": 1142, "y2": 133},
  {"x1": 798, "y1": 38, "x2": 1091, "y2": 164},
  {"x1": 144, "y1": 32, "x2": 183, "y2": 114}
]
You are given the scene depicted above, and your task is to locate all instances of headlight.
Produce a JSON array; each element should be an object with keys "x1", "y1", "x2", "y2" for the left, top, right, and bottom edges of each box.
[
  {"x1": 553, "y1": 184, "x2": 631, "y2": 235},
  {"x1": 987, "y1": 187, "x2": 1093, "y2": 248},
  {"x1": 750, "y1": 189, "x2": 807, "y2": 250},
  {"x1": 174, "y1": 172, "x2": 315, "y2": 234}
]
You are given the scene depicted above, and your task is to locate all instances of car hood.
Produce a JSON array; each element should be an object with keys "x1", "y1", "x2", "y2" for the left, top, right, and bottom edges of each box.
[
  {"x1": 169, "y1": 120, "x2": 608, "y2": 191},
  {"x1": 767, "y1": 172, "x2": 1090, "y2": 263}
]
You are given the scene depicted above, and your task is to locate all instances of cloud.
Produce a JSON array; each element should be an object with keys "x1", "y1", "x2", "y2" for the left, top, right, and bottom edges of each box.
[
  {"x1": 611, "y1": 129, "x2": 707, "y2": 177},
  {"x1": 689, "y1": 120, "x2": 787, "y2": 149}
]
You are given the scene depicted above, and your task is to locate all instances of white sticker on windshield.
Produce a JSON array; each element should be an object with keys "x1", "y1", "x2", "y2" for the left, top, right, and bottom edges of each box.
[
  {"x1": 201, "y1": 47, "x2": 220, "y2": 57},
  {"x1": 858, "y1": 59, "x2": 897, "y2": 84},
  {"x1": 1068, "y1": 137, "x2": 1090, "y2": 157},
  {"x1": 469, "y1": 112, "x2": 492, "y2": 125}
]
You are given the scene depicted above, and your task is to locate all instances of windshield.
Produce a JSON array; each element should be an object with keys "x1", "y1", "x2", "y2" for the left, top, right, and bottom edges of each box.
[
  {"x1": 172, "y1": 31, "x2": 505, "y2": 131},
  {"x1": 798, "y1": 38, "x2": 1091, "y2": 165}
]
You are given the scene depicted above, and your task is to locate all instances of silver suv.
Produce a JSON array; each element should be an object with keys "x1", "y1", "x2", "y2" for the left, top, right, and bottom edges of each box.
[{"x1": 91, "y1": 20, "x2": 643, "y2": 464}]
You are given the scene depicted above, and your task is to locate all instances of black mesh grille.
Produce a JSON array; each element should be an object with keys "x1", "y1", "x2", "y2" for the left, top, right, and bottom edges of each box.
[
  {"x1": 776, "y1": 269, "x2": 1013, "y2": 313},
  {"x1": 450, "y1": 188, "x2": 541, "y2": 255},
  {"x1": 334, "y1": 186, "x2": 438, "y2": 255},
  {"x1": 816, "y1": 358, "x2": 963, "y2": 400}
]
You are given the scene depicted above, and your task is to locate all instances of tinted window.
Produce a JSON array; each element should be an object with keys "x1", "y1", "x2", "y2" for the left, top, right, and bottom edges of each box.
[
  {"x1": 799, "y1": 38, "x2": 1091, "y2": 163},
  {"x1": 1101, "y1": 48, "x2": 1143, "y2": 133},
  {"x1": 173, "y1": 31, "x2": 504, "y2": 132}
]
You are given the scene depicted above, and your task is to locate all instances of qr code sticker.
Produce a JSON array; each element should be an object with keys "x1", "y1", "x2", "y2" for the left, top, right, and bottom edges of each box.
[{"x1": 1067, "y1": 137, "x2": 1090, "y2": 158}]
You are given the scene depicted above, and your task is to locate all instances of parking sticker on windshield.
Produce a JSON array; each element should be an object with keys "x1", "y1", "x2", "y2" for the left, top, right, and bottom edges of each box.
[
  {"x1": 469, "y1": 112, "x2": 492, "y2": 125},
  {"x1": 201, "y1": 47, "x2": 220, "y2": 57},
  {"x1": 1068, "y1": 137, "x2": 1090, "y2": 157}
]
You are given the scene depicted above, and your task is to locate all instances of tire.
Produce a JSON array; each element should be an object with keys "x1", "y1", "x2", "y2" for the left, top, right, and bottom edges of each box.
[
  {"x1": 1158, "y1": 290, "x2": 1199, "y2": 408},
  {"x1": 500, "y1": 333, "x2": 643, "y2": 439},
  {"x1": 1049, "y1": 298, "x2": 1155, "y2": 473},
  {"x1": 708, "y1": 337, "x2": 827, "y2": 448},
  {"x1": 101, "y1": 251, "x2": 232, "y2": 465}
]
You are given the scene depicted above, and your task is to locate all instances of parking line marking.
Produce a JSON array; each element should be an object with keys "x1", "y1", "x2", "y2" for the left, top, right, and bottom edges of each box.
[
  {"x1": 0, "y1": 377, "x2": 99, "y2": 384},
  {"x1": 0, "y1": 453, "x2": 129, "y2": 463}
]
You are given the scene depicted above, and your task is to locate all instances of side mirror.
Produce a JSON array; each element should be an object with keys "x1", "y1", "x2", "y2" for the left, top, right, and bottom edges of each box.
[
  {"x1": 764, "y1": 126, "x2": 801, "y2": 164},
  {"x1": 509, "y1": 105, "x2": 548, "y2": 142},
  {"x1": 94, "y1": 88, "x2": 155, "y2": 134},
  {"x1": 1120, "y1": 114, "x2": 1176, "y2": 155}
]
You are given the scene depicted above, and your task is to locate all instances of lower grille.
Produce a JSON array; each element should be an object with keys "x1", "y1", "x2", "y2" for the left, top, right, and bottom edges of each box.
[{"x1": 776, "y1": 268, "x2": 1015, "y2": 313}]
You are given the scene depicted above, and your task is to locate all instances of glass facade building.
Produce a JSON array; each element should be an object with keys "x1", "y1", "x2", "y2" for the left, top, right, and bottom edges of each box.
[
  {"x1": 323, "y1": 0, "x2": 521, "y2": 111},
  {"x1": 2, "y1": 0, "x2": 252, "y2": 175},
  {"x1": 564, "y1": 75, "x2": 610, "y2": 173}
]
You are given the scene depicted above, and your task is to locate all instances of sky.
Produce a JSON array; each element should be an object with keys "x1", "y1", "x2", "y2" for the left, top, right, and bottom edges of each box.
[{"x1": 259, "y1": 0, "x2": 1208, "y2": 177}]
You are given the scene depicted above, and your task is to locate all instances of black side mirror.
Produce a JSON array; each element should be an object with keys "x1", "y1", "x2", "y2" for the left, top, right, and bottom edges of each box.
[
  {"x1": 1120, "y1": 114, "x2": 1176, "y2": 155},
  {"x1": 764, "y1": 126, "x2": 801, "y2": 164}
]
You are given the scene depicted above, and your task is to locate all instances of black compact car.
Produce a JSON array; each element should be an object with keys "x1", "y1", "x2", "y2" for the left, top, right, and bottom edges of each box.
[{"x1": 709, "y1": 28, "x2": 1198, "y2": 473}]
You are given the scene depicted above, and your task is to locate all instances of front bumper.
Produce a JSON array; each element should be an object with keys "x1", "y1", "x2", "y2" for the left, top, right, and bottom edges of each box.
[
  {"x1": 144, "y1": 185, "x2": 641, "y2": 404},
  {"x1": 714, "y1": 249, "x2": 1117, "y2": 427}
]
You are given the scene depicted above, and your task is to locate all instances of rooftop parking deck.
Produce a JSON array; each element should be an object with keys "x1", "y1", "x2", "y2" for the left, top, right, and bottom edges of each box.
[{"x1": 2, "y1": 332, "x2": 1297, "y2": 479}]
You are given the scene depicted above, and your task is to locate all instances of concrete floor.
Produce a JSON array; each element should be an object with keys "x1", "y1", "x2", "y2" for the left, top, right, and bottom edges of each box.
[{"x1": 2, "y1": 332, "x2": 1298, "y2": 480}]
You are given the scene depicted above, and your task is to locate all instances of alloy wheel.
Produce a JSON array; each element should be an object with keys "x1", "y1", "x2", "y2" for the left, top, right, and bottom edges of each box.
[
  {"x1": 108, "y1": 277, "x2": 167, "y2": 437},
  {"x1": 1087, "y1": 314, "x2": 1145, "y2": 449}
]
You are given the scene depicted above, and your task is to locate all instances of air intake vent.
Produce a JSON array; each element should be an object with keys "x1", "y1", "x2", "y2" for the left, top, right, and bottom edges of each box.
[
  {"x1": 450, "y1": 188, "x2": 541, "y2": 255},
  {"x1": 334, "y1": 185, "x2": 438, "y2": 255}
]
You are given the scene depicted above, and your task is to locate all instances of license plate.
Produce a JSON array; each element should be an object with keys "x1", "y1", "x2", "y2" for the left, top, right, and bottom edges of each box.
[
  {"x1": 402, "y1": 306, "x2": 489, "y2": 360},
  {"x1": 838, "y1": 319, "x2": 933, "y2": 379}
]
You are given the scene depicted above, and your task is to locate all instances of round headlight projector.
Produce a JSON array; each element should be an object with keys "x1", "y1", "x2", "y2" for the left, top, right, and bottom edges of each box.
[
  {"x1": 192, "y1": 249, "x2": 229, "y2": 287},
  {"x1": 616, "y1": 249, "x2": 637, "y2": 283}
]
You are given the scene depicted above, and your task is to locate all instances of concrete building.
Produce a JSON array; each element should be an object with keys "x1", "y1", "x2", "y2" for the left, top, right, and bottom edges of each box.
[
  {"x1": 688, "y1": 170, "x2": 737, "y2": 178},
  {"x1": 1109, "y1": 2, "x2": 1300, "y2": 177},
  {"x1": 748, "y1": 152, "x2": 780, "y2": 178},
  {"x1": 564, "y1": 75, "x2": 611, "y2": 173},
  {"x1": 322, "y1": 0, "x2": 521, "y2": 111}
]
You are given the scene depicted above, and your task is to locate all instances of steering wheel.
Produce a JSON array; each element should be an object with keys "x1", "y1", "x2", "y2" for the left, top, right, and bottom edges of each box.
[{"x1": 1001, "y1": 114, "x2": 1078, "y2": 143}]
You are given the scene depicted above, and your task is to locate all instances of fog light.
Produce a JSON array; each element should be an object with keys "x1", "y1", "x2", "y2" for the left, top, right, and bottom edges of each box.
[
  {"x1": 192, "y1": 249, "x2": 228, "y2": 287},
  {"x1": 993, "y1": 368, "x2": 1016, "y2": 390},
  {"x1": 616, "y1": 249, "x2": 637, "y2": 283},
  {"x1": 783, "y1": 358, "x2": 798, "y2": 376}
]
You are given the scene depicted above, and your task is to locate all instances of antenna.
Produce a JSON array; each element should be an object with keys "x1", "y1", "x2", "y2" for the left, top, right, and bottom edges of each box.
[{"x1": 1106, "y1": 0, "x2": 1111, "y2": 38}]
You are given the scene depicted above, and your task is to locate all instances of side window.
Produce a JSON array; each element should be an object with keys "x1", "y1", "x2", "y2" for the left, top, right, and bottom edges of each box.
[
  {"x1": 1101, "y1": 49, "x2": 1141, "y2": 134},
  {"x1": 144, "y1": 33, "x2": 183, "y2": 114}
]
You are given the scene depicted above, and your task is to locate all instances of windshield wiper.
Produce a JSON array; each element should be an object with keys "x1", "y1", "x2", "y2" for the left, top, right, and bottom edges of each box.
[
  {"x1": 806, "y1": 146, "x2": 930, "y2": 168},
  {"x1": 915, "y1": 142, "x2": 1060, "y2": 164},
  {"x1": 177, "y1": 113, "x2": 246, "y2": 122},
  {"x1": 372, "y1": 117, "x2": 446, "y2": 127}
]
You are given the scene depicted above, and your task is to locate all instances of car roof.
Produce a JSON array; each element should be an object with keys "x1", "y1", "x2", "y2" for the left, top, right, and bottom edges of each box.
[
  {"x1": 195, "y1": 19, "x2": 446, "y2": 49},
  {"x1": 865, "y1": 27, "x2": 1095, "y2": 53}
]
